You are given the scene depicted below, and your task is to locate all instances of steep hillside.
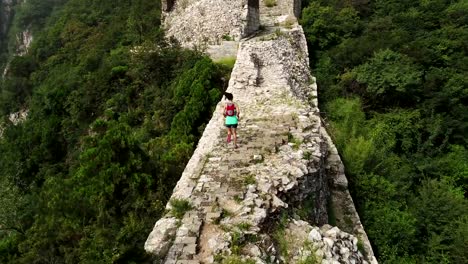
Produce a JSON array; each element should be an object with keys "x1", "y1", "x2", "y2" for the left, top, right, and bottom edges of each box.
[
  {"x1": 0, "y1": 0, "x2": 68, "y2": 112},
  {"x1": 0, "y1": 0, "x2": 232, "y2": 262},
  {"x1": 300, "y1": 0, "x2": 468, "y2": 263},
  {"x1": 0, "y1": 0, "x2": 16, "y2": 68},
  {"x1": 0, "y1": 0, "x2": 466, "y2": 263}
]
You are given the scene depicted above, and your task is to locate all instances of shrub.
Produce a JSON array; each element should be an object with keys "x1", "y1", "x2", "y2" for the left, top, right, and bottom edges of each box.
[
  {"x1": 265, "y1": 0, "x2": 277, "y2": 8},
  {"x1": 170, "y1": 199, "x2": 193, "y2": 219}
]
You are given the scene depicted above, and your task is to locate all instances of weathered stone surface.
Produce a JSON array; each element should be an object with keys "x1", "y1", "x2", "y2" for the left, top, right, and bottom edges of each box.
[
  {"x1": 162, "y1": 0, "x2": 246, "y2": 48},
  {"x1": 146, "y1": 1, "x2": 378, "y2": 263},
  {"x1": 284, "y1": 220, "x2": 377, "y2": 264},
  {"x1": 15, "y1": 26, "x2": 32, "y2": 56},
  {"x1": 144, "y1": 217, "x2": 179, "y2": 257}
]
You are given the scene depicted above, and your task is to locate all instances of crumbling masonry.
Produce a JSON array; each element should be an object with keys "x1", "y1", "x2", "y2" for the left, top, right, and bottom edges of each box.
[{"x1": 146, "y1": 1, "x2": 378, "y2": 263}]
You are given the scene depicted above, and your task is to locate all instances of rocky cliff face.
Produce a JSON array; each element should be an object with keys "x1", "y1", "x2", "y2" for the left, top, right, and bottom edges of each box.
[
  {"x1": 15, "y1": 26, "x2": 32, "y2": 55},
  {"x1": 146, "y1": 1, "x2": 377, "y2": 263},
  {"x1": 1, "y1": 0, "x2": 32, "y2": 76}
]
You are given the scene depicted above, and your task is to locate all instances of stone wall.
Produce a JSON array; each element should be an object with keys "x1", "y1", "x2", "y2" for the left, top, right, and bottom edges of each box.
[
  {"x1": 146, "y1": 0, "x2": 378, "y2": 263},
  {"x1": 276, "y1": 0, "x2": 301, "y2": 18},
  {"x1": 243, "y1": 0, "x2": 260, "y2": 37},
  {"x1": 162, "y1": 0, "x2": 245, "y2": 48},
  {"x1": 162, "y1": 0, "x2": 176, "y2": 12},
  {"x1": 282, "y1": 220, "x2": 373, "y2": 264},
  {"x1": 162, "y1": 0, "x2": 263, "y2": 48}
]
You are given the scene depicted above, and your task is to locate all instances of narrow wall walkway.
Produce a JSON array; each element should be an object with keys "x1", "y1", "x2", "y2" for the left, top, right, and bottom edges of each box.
[{"x1": 145, "y1": 1, "x2": 377, "y2": 263}]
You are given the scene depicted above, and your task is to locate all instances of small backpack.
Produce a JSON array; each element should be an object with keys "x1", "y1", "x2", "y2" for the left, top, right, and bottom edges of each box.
[{"x1": 225, "y1": 103, "x2": 236, "y2": 116}]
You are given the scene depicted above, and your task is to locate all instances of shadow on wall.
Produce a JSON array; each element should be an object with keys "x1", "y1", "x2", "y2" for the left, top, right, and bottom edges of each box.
[
  {"x1": 162, "y1": 0, "x2": 176, "y2": 12},
  {"x1": 248, "y1": 0, "x2": 259, "y2": 8}
]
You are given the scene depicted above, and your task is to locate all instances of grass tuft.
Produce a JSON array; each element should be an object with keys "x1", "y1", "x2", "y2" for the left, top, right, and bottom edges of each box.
[
  {"x1": 215, "y1": 57, "x2": 236, "y2": 69},
  {"x1": 169, "y1": 198, "x2": 193, "y2": 219},
  {"x1": 265, "y1": 0, "x2": 277, "y2": 7}
]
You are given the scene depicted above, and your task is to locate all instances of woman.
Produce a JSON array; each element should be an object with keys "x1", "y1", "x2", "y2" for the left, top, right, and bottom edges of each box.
[{"x1": 223, "y1": 92, "x2": 240, "y2": 148}]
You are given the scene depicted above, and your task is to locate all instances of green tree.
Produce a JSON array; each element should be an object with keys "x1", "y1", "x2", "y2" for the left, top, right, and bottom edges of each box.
[{"x1": 352, "y1": 49, "x2": 423, "y2": 108}]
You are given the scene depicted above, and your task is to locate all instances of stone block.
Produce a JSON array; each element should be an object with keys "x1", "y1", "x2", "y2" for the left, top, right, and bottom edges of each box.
[
  {"x1": 183, "y1": 243, "x2": 197, "y2": 255},
  {"x1": 174, "y1": 236, "x2": 197, "y2": 245},
  {"x1": 176, "y1": 260, "x2": 200, "y2": 264},
  {"x1": 144, "y1": 217, "x2": 178, "y2": 256}
]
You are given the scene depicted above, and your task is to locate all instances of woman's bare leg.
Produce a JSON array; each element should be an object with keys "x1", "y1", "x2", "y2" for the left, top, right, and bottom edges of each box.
[
  {"x1": 227, "y1": 127, "x2": 232, "y2": 143},
  {"x1": 232, "y1": 128, "x2": 238, "y2": 148}
]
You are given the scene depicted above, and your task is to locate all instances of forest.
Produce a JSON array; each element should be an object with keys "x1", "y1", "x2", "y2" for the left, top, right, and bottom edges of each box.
[
  {"x1": 0, "y1": 0, "x2": 230, "y2": 262},
  {"x1": 0, "y1": 0, "x2": 466, "y2": 263},
  {"x1": 300, "y1": 0, "x2": 467, "y2": 263}
]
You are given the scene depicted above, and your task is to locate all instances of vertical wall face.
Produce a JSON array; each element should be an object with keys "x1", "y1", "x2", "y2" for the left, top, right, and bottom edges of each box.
[
  {"x1": 243, "y1": 0, "x2": 260, "y2": 37},
  {"x1": 162, "y1": 0, "x2": 176, "y2": 12},
  {"x1": 293, "y1": 0, "x2": 301, "y2": 18}
]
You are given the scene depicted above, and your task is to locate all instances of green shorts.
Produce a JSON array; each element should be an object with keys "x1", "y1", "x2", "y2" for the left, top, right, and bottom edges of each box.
[{"x1": 225, "y1": 116, "x2": 238, "y2": 127}]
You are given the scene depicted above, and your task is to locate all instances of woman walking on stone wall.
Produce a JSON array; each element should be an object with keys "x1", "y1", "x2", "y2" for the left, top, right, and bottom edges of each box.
[{"x1": 223, "y1": 92, "x2": 240, "y2": 148}]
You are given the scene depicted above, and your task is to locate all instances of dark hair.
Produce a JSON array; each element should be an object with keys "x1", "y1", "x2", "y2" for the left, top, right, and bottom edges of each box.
[{"x1": 224, "y1": 92, "x2": 233, "y2": 101}]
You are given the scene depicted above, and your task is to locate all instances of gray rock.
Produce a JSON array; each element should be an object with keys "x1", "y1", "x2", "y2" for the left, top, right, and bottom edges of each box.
[
  {"x1": 144, "y1": 217, "x2": 178, "y2": 256},
  {"x1": 308, "y1": 228, "x2": 322, "y2": 242}
]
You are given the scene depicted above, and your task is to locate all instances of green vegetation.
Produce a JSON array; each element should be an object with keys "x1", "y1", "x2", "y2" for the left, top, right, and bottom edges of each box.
[
  {"x1": 243, "y1": 174, "x2": 257, "y2": 186},
  {"x1": 302, "y1": 151, "x2": 312, "y2": 160},
  {"x1": 215, "y1": 56, "x2": 237, "y2": 70},
  {"x1": 301, "y1": 0, "x2": 468, "y2": 263},
  {"x1": 231, "y1": 231, "x2": 243, "y2": 255},
  {"x1": 288, "y1": 132, "x2": 302, "y2": 150},
  {"x1": 226, "y1": 230, "x2": 258, "y2": 261},
  {"x1": 264, "y1": 0, "x2": 277, "y2": 8},
  {"x1": 326, "y1": 198, "x2": 337, "y2": 227},
  {"x1": 0, "y1": 0, "x2": 231, "y2": 262},
  {"x1": 236, "y1": 222, "x2": 252, "y2": 232},
  {"x1": 272, "y1": 212, "x2": 290, "y2": 259},
  {"x1": 234, "y1": 195, "x2": 243, "y2": 203},
  {"x1": 295, "y1": 194, "x2": 315, "y2": 221},
  {"x1": 170, "y1": 199, "x2": 193, "y2": 219},
  {"x1": 273, "y1": 228, "x2": 289, "y2": 259},
  {"x1": 221, "y1": 34, "x2": 233, "y2": 41},
  {"x1": 221, "y1": 255, "x2": 256, "y2": 264},
  {"x1": 297, "y1": 241, "x2": 318, "y2": 264},
  {"x1": 0, "y1": 0, "x2": 68, "y2": 71},
  {"x1": 357, "y1": 238, "x2": 366, "y2": 256},
  {"x1": 282, "y1": 17, "x2": 295, "y2": 29},
  {"x1": 297, "y1": 254, "x2": 318, "y2": 264}
]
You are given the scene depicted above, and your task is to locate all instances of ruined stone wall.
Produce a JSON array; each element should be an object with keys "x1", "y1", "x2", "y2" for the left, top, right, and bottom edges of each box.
[
  {"x1": 243, "y1": 0, "x2": 260, "y2": 37},
  {"x1": 276, "y1": 0, "x2": 301, "y2": 18},
  {"x1": 161, "y1": 0, "x2": 260, "y2": 48},
  {"x1": 146, "y1": 1, "x2": 378, "y2": 263},
  {"x1": 162, "y1": 0, "x2": 176, "y2": 12},
  {"x1": 162, "y1": 0, "x2": 240, "y2": 47}
]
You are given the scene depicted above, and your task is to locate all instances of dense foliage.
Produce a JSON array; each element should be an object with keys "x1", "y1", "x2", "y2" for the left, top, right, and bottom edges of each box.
[
  {"x1": 0, "y1": 0, "x2": 230, "y2": 262},
  {"x1": 301, "y1": 0, "x2": 467, "y2": 263},
  {"x1": 0, "y1": 0, "x2": 68, "y2": 74}
]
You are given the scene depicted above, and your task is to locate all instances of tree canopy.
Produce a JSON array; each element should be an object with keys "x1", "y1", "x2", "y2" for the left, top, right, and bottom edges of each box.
[
  {"x1": 301, "y1": 0, "x2": 467, "y2": 263},
  {"x1": 0, "y1": 0, "x2": 231, "y2": 262}
]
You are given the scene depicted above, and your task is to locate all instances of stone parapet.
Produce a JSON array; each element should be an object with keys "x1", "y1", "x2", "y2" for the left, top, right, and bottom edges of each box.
[{"x1": 162, "y1": 0, "x2": 262, "y2": 48}]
